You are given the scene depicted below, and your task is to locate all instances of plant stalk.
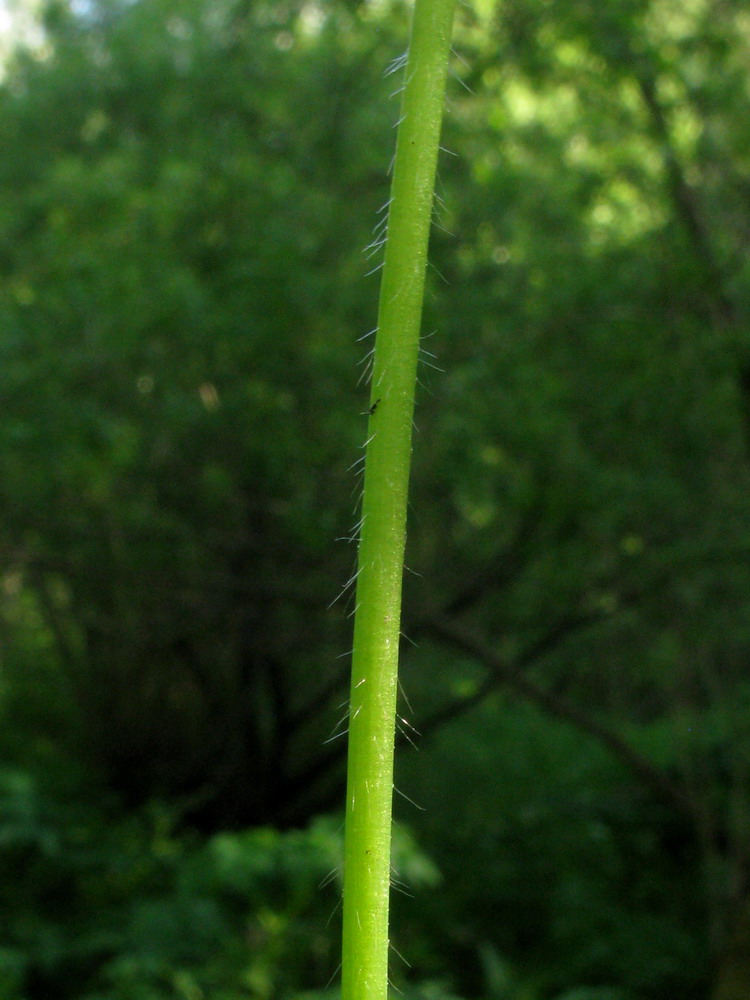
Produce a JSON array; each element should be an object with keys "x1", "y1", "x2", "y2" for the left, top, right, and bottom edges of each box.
[{"x1": 341, "y1": 2, "x2": 456, "y2": 999}]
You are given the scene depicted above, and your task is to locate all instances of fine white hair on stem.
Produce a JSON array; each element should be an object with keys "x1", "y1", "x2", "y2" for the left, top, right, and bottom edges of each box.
[
  {"x1": 346, "y1": 599, "x2": 361, "y2": 620},
  {"x1": 371, "y1": 211, "x2": 390, "y2": 237},
  {"x1": 450, "y1": 64, "x2": 475, "y2": 94},
  {"x1": 349, "y1": 474, "x2": 365, "y2": 502},
  {"x1": 427, "y1": 259, "x2": 450, "y2": 285},
  {"x1": 363, "y1": 238, "x2": 387, "y2": 262},
  {"x1": 327, "y1": 565, "x2": 362, "y2": 609},
  {"x1": 431, "y1": 216, "x2": 454, "y2": 237},
  {"x1": 419, "y1": 345, "x2": 440, "y2": 359},
  {"x1": 397, "y1": 717, "x2": 419, "y2": 751},
  {"x1": 348, "y1": 514, "x2": 366, "y2": 541},
  {"x1": 451, "y1": 45, "x2": 470, "y2": 68},
  {"x1": 364, "y1": 239, "x2": 387, "y2": 260},
  {"x1": 398, "y1": 713, "x2": 421, "y2": 738},
  {"x1": 389, "y1": 67, "x2": 415, "y2": 100},
  {"x1": 384, "y1": 50, "x2": 409, "y2": 77},
  {"x1": 433, "y1": 189, "x2": 448, "y2": 213},
  {"x1": 398, "y1": 677, "x2": 415, "y2": 714},
  {"x1": 352, "y1": 484, "x2": 365, "y2": 515},
  {"x1": 322, "y1": 729, "x2": 347, "y2": 746},
  {"x1": 363, "y1": 215, "x2": 390, "y2": 260},
  {"x1": 389, "y1": 873, "x2": 414, "y2": 898},
  {"x1": 393, "y1": 784, "x2": 426, "y2": 811},
  {"x1": 369, "y1": 220, "x2": 389, "y2": 244},
  {"x1": 318, "y1": 864, "x2": 342, "y2": 890},
  {"x1": 324, "y1": 961, "x2": 342, "y2": 988},
  {"x1": 387, "y1": 975, "x2": 404, "y2": 995},
  {"x1": 419, "y1": 346, "x2": 446, "y2": 373},
  {"x1": 430, "y1": 191, "x2": 453, "y2": 236},
  {"x1": 416, "y1": 330, "x2": 442, "y2": 391},
  {"x1": 323, "y1": 705, "x2": 350, "y2": 744},
  {"x1": 356, "y1": 347, "x2": 375, "y2": 386},
  {"x1": 390, "y1": 941, "x2": 412, "y2": 968},
  {"x1": 356, "y1": 361, "x2": 373, "y2": 388},
  {"x1": 364, "y1": 260, "x2": 385, "y2": 277},
  {"x1": 326, "y1": 897, "x2": 343, "y2": 928},
  {"x1": 356, "y1": 345, "x2": 375, "y2": 366},
  {"x1": 415, "y1": 372, "x2": 430, "y2": 394},
  {"x1": 350, "y1": 478, "x2": 365, "y2": 508}
]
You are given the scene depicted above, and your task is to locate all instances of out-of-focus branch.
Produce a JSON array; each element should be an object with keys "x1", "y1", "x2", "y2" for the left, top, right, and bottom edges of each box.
[
  {"x1": 634, "y1": 64, "x2": 736, "y2": 330},
  {"x1": 424, "y1": 616, "x2": 708, "y2": 827}
]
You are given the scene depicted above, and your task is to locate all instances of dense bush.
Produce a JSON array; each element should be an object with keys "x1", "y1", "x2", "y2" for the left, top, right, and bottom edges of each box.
[{"x1": 0, "y1": 766, "x2": 342, "y2": 999}]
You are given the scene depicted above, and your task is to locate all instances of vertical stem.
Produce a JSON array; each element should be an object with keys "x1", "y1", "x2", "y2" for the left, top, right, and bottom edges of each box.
[{"x1": 341, "y1": 3, "x2": 456, "y2": 1000}]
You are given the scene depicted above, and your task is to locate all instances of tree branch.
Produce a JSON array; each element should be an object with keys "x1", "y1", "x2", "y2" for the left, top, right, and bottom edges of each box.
[
  {"x1": 633, "y1": 63, "x2": 736, "y2": 330},
  {"x1": 425, "y1": 616, "x2": 707, "y2": 826}
]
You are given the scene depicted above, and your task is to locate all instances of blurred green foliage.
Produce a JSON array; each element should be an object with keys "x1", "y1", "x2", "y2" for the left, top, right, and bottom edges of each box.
[
  {"x1": 1, "y1": 0, "x2": 750, "y2": 996},
  {"x1": 0, "y1": 765, "x2": 343, "y2": 999},
  {"x1": 398, "y1": 697, "x2": 706, "y2": 999}
]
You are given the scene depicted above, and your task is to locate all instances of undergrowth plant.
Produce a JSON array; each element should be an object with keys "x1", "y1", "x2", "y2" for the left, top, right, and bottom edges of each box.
[{"x1": 341, "y1": 3, "x2": 457, "y2": 1000}]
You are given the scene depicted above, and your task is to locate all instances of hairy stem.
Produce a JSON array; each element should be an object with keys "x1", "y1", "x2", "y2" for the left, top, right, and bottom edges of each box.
[{"x1": 341, "y1": 3, "x2": 456, "y2": 1000}]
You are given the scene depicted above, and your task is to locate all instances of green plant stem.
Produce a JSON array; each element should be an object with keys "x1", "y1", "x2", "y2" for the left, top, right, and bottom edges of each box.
[{"x1": 341, "y1": 3, "x2": 456, "y2": 1000}]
